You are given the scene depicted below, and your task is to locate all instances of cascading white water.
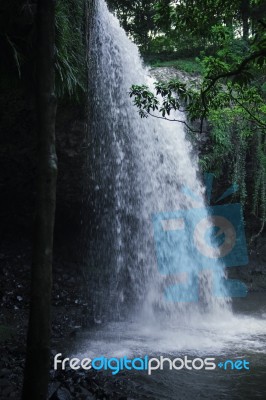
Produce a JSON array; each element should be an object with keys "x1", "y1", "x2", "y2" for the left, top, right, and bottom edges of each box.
[
  {"x1": 73, "y1": 3, "x2": 266, "y2": 389},
  {"x1": 85, "y1": 0, "x2": 229, "y2": 323}
]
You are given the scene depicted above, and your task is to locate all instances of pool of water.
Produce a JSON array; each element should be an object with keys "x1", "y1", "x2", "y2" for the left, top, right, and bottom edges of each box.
[{"x1": 67, "y1": 293, "x2": 266, "y2": 399}]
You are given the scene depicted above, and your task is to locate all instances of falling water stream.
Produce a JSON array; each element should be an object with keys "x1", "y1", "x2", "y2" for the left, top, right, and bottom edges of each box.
[
  {"x1": 85, "y1": 0, "x2": 228, "y2": 322},
  {"x1": 71, "y1": 1, "x2": 266, "y2": 398}
]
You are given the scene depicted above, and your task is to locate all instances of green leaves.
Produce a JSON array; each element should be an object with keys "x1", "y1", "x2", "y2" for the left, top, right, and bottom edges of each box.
[
  {"x1": 203, "y1": 57, "x2": 230, "y2": 77},
  {"x1": 55, "y1": 0, "x2": 86, "y2": 99},
  {"x1": 130, "y1": 85, "x2": 159, "y2": 117},
  {"x1": 130, "y1": 80, "x2": 192, "y2": 119},
  {"x1": 108, "y1": 0, "x2": 157, "y2": 52}
]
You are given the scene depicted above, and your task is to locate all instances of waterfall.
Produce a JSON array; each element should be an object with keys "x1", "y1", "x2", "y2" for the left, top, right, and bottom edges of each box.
[{"x1": 84, "y1": 0, "x2": 229, "y2": 323}]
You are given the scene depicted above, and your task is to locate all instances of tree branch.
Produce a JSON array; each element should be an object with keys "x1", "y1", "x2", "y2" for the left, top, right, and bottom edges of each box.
[
  {"x1": 147, "y1": 111, "x2": 203, "y2": 134},
  {"x1": 198, "y1": 48, "x2": 266, "y2": 131},
  {"x1": 231, "y1": 95, "x2": 266, "y2": 129},
  {"x1": 202, "y1": 49, "x2": 266, "y2": 97}
]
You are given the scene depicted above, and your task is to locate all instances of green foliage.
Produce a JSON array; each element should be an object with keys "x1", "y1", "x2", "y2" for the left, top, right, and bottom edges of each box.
[
  {"x1": 201, "y1": 109, "x2": 249, "y2": 198},
  {"x1": 154, "y1": 0, "x2": 266, "y2": 40},
  {"x1": 108, "y1": 0, "x2": 156, "y2": 52},
  {"x1": 55, "y1": 0, "x2": 86, "y2": 99},
  {"x1": 201, "y1": 104, "x2": 266, "y2": 229},
  {"x1": 252, "y1": 133, "x2": 266, "y2": 223},
  {"x1": 130, "y1": 80, "x2": 195, "y2": 118}
]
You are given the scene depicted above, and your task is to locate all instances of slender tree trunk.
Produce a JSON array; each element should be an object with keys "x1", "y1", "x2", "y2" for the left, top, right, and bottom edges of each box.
[
  {"x1": 241, "y1": 0, "x2": 250, "y2": 41},
  {"x1": 22, "y1": 0, "x2": 57, "y2": 399}
]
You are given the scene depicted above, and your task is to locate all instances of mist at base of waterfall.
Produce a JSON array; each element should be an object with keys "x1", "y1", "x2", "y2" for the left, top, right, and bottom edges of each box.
[
  {"x1": 68, "y1": 293, "x2": 266, "y2": 360},
  {"x1": 62, "y1": 294, "x2": 266, "y2": 399}
]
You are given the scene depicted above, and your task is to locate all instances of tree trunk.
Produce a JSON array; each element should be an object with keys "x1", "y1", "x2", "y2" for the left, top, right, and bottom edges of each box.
[
  {"x1": 22, "y1": 0, "x2": 57, "y2": 399},
  {"x1": 240, "y1": 0, "x2": 250, "y2": 41}
]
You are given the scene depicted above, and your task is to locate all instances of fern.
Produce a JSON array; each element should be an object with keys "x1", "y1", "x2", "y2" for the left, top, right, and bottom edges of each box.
[{"x1": 55, "y1": 0, "x2": 86, "y2": 99}]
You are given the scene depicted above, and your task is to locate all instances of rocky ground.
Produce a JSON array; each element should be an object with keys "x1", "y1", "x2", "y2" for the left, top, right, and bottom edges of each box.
[
  {"x1": 0, "y1": 239, "x2": 144, "y2": 400},
  {"x1": 150, "y1": 66, "x2": 201, "y2": 86}
]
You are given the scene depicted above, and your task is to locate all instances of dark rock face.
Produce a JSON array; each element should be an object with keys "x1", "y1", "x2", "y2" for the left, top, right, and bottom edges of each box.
[
  {"x1": 227, "y1": 235, "x2": 266, "y2": 291},
  {"x1": 0, "y1": 89, "x2": 88, "y2": 263},
  {"x1": 54, "y1": 104, "x2": 88, "y2": 263}
]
